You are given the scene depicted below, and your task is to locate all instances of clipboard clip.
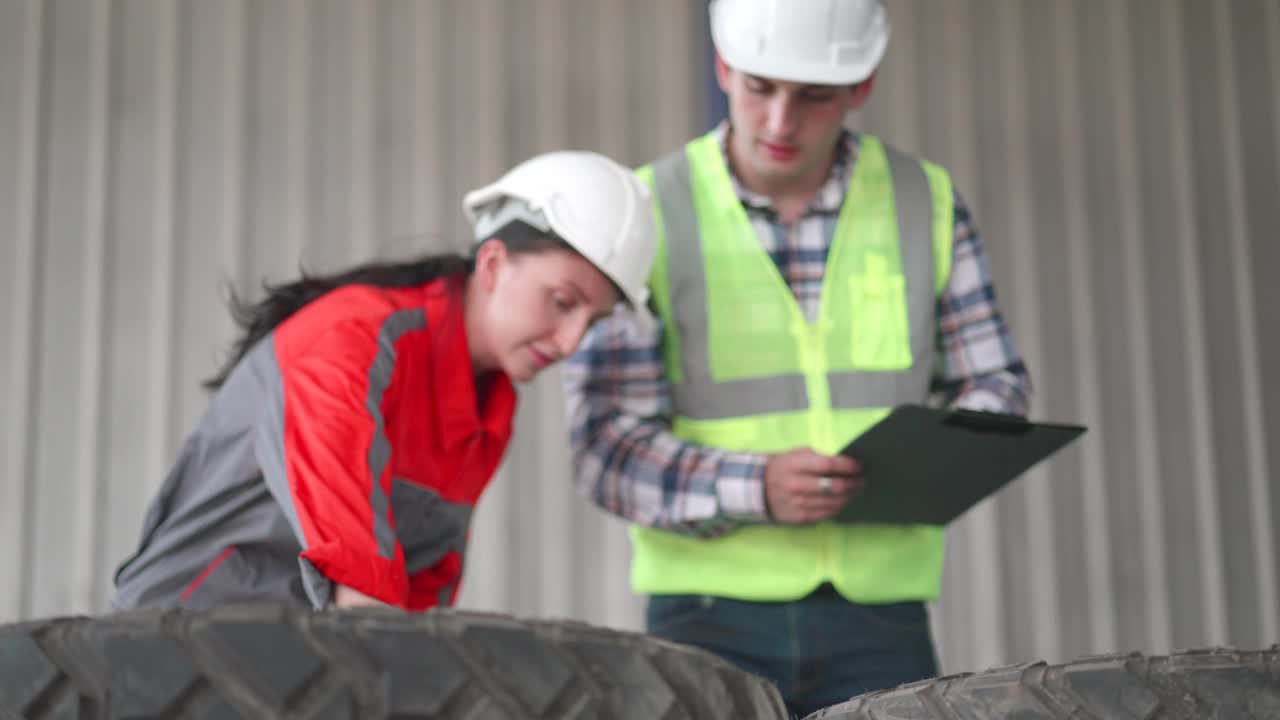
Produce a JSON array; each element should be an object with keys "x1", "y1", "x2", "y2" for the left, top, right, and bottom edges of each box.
[{"x1": 942, "y1": 409, "x2": 1032, "y2": 434}]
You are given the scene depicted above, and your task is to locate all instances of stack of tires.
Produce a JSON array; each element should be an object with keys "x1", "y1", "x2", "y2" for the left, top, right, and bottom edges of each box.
[{"x1": 1, "y1": 606, "x2": 1277, "y2": 718}]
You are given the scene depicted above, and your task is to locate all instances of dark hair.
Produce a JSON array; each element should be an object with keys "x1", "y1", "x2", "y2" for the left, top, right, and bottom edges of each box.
[{"x1": 203, "y1": 222, "x2": 568, "y2": 390}]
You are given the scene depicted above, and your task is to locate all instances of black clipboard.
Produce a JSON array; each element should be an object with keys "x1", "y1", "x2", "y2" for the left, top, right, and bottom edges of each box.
[{"x1": 835, "y1": 404, "x2": 1086, "y2": 525}]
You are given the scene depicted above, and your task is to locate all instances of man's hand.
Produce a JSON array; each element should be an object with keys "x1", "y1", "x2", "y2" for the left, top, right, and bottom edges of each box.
[{"x1": 764, "y1": 448, "x2": 865, "y2": 524}]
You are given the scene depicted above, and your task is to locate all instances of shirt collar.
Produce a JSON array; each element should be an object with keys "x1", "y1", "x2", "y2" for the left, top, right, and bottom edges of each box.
[{"x1": 713, "y1": 119, "x2": 858, "y2": 215}]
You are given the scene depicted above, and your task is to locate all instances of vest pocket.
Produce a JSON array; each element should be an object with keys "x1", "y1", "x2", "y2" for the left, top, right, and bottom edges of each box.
[{"x1": 848, "y1": 271, "x2": 912, "y2": 370}]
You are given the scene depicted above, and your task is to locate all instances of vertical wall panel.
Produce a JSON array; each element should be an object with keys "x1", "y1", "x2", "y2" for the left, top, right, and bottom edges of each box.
[
  {"x1": 1074, "y1": 0, "x2": 1157, "y2": 658},
  {"x1": 242, "y1": 0, "x2": 310, "y2": 289},
  {"x1": 378, "y1": 0, "x2": 437, "y2": 259},
  {"x1": 1049, "y1": 0, "x2": 1117, "y2": 655},
  {"x1": 995, "y1": 0, "x2": 1059, "y2": 666},
  {"x1": 1, "y1": 0, "x2": 1277, "y2": 680},
  {"x1": 308, "y1": 0, "x2": 352, "y2": 270},
  {"x1": 1241, "y1": 0, "x2": 1280, "y2": 625},
  {"x1": 1024, "y1": 0, "x2": 1083, "y2": 662},
  {"x1": 1133, "y1": 0, "x2": 1217, "y2": 650},
  {"x1": 1188, "y1": 0, "x2": 1258, "y2": 643},
  {"x1": 1211, "y1": 0, "x2": 1280, "y2": 644},
  {"x1": 0, "y1": 0, "x2": 44, "y2": 622},
  {"x1": 169, "y1": 0, "x2": 245, "y2": 456},
  {"x1": 1111, "y1": 0, "x2": 1174, "y2": 656},
  {"x1": 1160, "y1": 0, "x2": 1230, "y2": 646},
  {"x1": 25, "y1": 0, "x2": 111, "y2": 618},
  {"x1": 95, "y1": 0, "x2": 179, "y2": 610}
]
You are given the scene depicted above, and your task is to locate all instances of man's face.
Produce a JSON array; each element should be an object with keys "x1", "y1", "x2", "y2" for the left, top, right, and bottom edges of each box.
[{"x1": 716, "y1": 55, "x2": 873, "y2": 193}]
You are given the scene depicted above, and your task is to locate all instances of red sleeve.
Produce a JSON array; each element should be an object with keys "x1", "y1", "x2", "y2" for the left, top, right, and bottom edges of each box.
[{"x1": 263, "y1": 313, "x2": 420, "y2": 608}]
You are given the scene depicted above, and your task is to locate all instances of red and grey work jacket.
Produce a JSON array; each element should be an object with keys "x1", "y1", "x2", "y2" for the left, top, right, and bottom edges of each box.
[{"x1": 113, "y1": 276, "x2": 516, "y2": 611}]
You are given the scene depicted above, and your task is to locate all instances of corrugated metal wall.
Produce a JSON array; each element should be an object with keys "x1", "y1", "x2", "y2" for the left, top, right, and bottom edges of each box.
[
  {"x1": 852, "y1": 0, "x2": 1280, "y2": 670},
  {"x1": 1, "y1": 0, "x2": 1276, "y2": 676}
]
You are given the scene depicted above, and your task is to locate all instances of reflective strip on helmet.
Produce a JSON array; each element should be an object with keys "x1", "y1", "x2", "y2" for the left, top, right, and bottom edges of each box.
[{"x1": 470, "y1": 197, "x2": 553, "y2": 241}]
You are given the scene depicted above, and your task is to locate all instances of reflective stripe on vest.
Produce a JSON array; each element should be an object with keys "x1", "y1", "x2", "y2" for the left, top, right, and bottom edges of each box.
[
  {"x1": 647, "y1": 134, "x2": 948, "y2": 424},
  {"x1": 631, "y1": 132, "x2": 955, "y2": 602}
]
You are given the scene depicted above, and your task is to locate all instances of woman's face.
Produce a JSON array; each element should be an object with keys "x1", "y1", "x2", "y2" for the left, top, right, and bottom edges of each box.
[{"x1": 468, "y1": 240, "x2": 619, "y2": 382}]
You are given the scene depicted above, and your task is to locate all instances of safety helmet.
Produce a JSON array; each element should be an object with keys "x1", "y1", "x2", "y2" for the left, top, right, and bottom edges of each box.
[
  {"x1": 710, "y1": 0, "x2": 890, "y2": 85},
  {"x1": 462, "y1": 151, "x2": 655, "y2": 310}
]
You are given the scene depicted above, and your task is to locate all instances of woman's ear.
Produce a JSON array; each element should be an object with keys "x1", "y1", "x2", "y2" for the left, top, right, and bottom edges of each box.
[{"x1": 471, "y1": 238, "x2": 507, "y2": 293}]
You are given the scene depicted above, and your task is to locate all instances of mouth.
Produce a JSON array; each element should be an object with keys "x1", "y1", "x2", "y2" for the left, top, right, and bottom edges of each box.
[
  {"x1": 760, "y1": 140, "x2": 798, "y2": 162},
  {"x1": 529, "y1": 347, "x2": 556, "y2": 370}
]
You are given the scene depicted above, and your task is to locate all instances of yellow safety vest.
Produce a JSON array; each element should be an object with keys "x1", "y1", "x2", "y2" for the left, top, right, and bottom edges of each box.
[{"x1": 632, "y1": 131, "x2": 954, "y2": 602}]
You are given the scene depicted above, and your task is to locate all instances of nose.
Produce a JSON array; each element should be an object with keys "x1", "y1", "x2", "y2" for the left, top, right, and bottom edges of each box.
[
  {"x1": 554, "y1": 315, "x2": 590, "y2": 359},
  {"x1": 765, "y1": 94, "x2": 797, "y2": 137}
]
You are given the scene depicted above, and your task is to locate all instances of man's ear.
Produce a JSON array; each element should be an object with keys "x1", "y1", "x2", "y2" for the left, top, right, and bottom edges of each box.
[
  {"x1": 472, "y1": 238, "x2": 507, "y2": 292},
  {"x1": 714, "y1": 52, "x2": 734, "y2": 94}
]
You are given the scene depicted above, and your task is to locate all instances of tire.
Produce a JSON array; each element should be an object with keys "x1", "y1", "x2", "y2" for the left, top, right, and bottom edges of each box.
[
  {"x1": 0, "y1": 604, "x2": 789, "y2": 719},
  {"x1": 805, "y1": 646, "x2": 1280, "y2": 720}
]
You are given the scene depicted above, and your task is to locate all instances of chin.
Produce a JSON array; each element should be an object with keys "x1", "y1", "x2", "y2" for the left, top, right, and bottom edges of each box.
[
  {"x1": 752, "y1": 159, "x2": 793, "y2": 181},
  {"x1": 503, "y1": 362, "x2": 538, "y2": 384},
  {"x1": 763, "y1": 156, "x2": 805, "y2": 174}
]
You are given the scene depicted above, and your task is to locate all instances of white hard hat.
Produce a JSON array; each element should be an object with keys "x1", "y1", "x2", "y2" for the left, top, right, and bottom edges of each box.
[
  {"x1": 710, "y1": 0, "x2": 890, "y2": 85},
  {"x1": 462, "y1": 151, "x2": 655, "y2": 310}
]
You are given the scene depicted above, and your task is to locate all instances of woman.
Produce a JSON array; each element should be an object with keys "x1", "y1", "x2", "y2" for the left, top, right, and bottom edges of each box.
[{"x1": 112, "y1": 151, "x2": 655, "y2": 611}]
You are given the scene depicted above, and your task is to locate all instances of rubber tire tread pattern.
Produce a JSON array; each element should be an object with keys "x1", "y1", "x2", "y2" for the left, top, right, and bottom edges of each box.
[
  {"x1": 804, "y1": 645, "x2": 1280, "y2": 720},
  {"x1": 0, "y1": 604, "x2": 789, "y2": 720}
]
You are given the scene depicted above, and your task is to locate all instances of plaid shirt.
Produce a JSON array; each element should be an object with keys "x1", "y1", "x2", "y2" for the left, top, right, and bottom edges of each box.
[{"x1": 562, "y1": 124, "x2": 1031, "y2": 538}]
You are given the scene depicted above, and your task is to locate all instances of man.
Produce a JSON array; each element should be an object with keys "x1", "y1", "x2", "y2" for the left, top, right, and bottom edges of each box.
[{"x1": 562, "y1": 0, "x2": 1031, "y2": 715}]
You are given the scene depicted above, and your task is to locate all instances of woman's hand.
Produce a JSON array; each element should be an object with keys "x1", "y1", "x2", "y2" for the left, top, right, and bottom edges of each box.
[{"x1": 333, "y1": 584, "x2": 396, "y2": 610}]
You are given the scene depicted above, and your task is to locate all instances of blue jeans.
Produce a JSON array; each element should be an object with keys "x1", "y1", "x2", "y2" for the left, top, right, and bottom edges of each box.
[{"x1": 646, "y1": 585, "x2": 938, "y2": 718}]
